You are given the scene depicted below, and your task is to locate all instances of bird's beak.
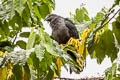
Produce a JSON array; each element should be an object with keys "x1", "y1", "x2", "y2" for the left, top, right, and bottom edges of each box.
[
  {"x1": 44, "y1": 18, "x2": 47, "y2": 21},
  {"x1": 45, "y1": 16, "x2": 48, "y2": 21}
]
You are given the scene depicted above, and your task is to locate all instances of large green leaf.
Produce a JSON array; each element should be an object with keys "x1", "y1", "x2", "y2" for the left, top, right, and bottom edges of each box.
[
  {"x1": 0, "y1": 49, "x2": 34, "y2": 67},
  {"x1": 39, "y1": 28, "x2": 54, "y2": 55},
  {"x1": 94, "y1": 30, "x2": 118, "y2": 63}
]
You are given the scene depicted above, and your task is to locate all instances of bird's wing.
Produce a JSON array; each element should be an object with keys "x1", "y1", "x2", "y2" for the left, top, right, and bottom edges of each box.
[{"x1": 64, "y1": 18, "x2": 79, "y2": 39}]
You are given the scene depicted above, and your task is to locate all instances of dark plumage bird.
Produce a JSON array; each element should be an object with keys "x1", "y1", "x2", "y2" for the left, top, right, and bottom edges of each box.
[
  {"x1": 45, "y1": 14, "x2": 84, "y2": 73},
  {"x1": 45, "y1": 14, "x2": 79, "y2": 44}
]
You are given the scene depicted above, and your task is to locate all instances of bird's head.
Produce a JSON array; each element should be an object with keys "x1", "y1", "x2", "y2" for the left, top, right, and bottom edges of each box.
[{"x1": 45, "y1": 14, "x2": 58, "y2": 22}]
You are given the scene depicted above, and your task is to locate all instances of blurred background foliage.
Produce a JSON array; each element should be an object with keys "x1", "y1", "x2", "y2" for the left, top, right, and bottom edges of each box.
[{"x1": 0, "y1": 0, "x2": 120, "y2": 80}]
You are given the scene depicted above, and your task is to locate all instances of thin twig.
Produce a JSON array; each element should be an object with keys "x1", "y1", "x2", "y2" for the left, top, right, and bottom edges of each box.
[
  {"x1": 102, "y1": 9, "x2": 120, "y2": 28},
  {"x1": 12, "y1": 31, "x2": 19, "y2": 45},
  {"x1": 96, "y1": 9, "x2": 120, "y2": 31},
  {"x1": 54, "y1": 77, "x2": 104, "y2": 80}
]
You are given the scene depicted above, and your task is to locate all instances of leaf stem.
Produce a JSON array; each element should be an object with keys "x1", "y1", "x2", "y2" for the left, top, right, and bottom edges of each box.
[{"x1": 12, "y1": 31, "x2": 19, "y2": 45}]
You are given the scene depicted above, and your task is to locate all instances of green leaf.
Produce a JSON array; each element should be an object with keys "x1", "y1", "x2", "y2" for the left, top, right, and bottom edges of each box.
[
  {"x1": 22, "y1": 3, "x2": 32, "y2": 26},
  {"x1": 29, "y1": 52, "x2": 40, "y2": 70},
  {"x1": 46, "y1": 68, "x2": 54, "y2": 80},
  {"x1": 35, "y1": 44, "x2": 45, "y2": 61},
  {"x1": 0, "y1": 27, "x2": 5, "y2": 40},
  {"x1": 105, "y1": 63, "x2": 117, "y2": 80},
  {"x1": 0, "y1": 49, "x2": 34, "y2": 67},
  {"x1": 2, "y1": 21, "x2": 10, "y2": 36},
  {"x1": 26, "y1": 28, "x2": 36, "y2": 50},
  {"x1": 44, "y1": 50, "x2": 52, "y2": 66},
  {"x1": 0, "y1": 40, "x2": 11, "y2": 47},
  {"x1": 87, "y1": 28, "x2": 118, "y2": 64},
  {"x1": 39, "y1": 3, "x2": 50, "y2": 19},
  {"x1": 40, "y1": 59, "x2": 47, "y2": 71},
  {"x1": 112, "y1": 21, "x2": 120, "y2": 45},
  {"x1": 75, "y1": 7, "x2": 90, "y2": 23},
  {"x1": 14, "y1": 0, "x2": 26, "y2": 16},
  {"x1": 9, "y1": 13, "x2": 22, "y2": 29},
  {"x1": 102, "y1": 30, "x2": 118, "y2": 61},
  {"x1": 75, "y1": 8, "x2": 84, "y2": 22},
  {"x1": 95, "y1": 30, "x2": 118, "y2": 63},
  {"x1": 22, "y1": 0, "x2": 27, "y2": 4},
  {"x1": 10, "y1": 49, "x2": 33, "y2": 66},
  {"x1": 20, "y1": 32, "x2": 30, "y2": 38},
  {"x1": 34, "y1": 5, "x2": 41, "y2": 19},
  {"x1": 27, "y1": 0, "x2": 32, "y2": 11},
  {"x1": 113, "y1": 77, "x2": 120, "y2": 80},
  {"x1": 115, "y1": 0, "x2": 120, "y2": 5},
  {"x1": 16, "y1": 40, "x2": 26, "y2": 49},
  {"x1": 95, "y1": 12, "x2": 104, "y2": 24},
  {"x1": 39, "y1": 28, "x2": 54, "y2": 55},
  {"x1": 12, "y1": 64, "x2": 22, "y2": 80},
  {"x1": 83, "y1": 7, "x2": 88, "y2": 14},
  {"x1": 0, "y1": 0, "x2": 15, "y2": 20},
  {"x1": 23, "y1": 63, "x2": 31, "y2": 79},
  {"x1": 84, "y1": 14, "x2": 90, "y2": 21}
]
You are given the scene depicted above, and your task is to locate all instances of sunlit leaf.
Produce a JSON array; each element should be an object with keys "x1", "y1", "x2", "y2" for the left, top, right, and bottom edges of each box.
[
  {"x1": 39, "y1": 28, "x2": 54, "y2": 55},
  {"x1": 26, "y1": 28, "x2": 36, "y2": 50},
  {"x1": 14, "y1": 0, "x2": 26, "y2": 16},
  {"x1": 75, "y1": 8, "x2": 84, "y2": 22},
  {"x1": 0, "y1": 0, "x2": 15, "y2": 20},
  {"x1": 34, "y1": 5, "x2": 41, "y2": 19},
  {"x1": 95, "y1": 12, "x2": 104, "y2": 24},
  {"x1": 35, "y1": 44, "x2": 45, "y2": 61}
]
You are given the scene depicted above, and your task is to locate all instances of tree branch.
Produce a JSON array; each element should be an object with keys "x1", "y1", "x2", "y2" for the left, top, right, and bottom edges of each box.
[
  {"x1": 12, "y1": 31, "x2": 19, "y2": 45},
  {"x1": 102, "y1": 9, "x2": 120, "y2": 28},
  {"x1": 96, "y1": 9, "x2": 120, "y2": 31},
  {"x1": 54, "y1": 77, "x2": 104, "y2": 80}
]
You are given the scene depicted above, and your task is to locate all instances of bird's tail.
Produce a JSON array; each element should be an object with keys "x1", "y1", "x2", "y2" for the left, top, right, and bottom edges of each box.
[{"x1": 66, "y1": 37, "x2": 88, "y2": 73}]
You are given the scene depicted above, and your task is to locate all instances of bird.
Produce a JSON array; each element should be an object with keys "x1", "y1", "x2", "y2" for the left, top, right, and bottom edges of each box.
[
  {"x1": 45, "y1": 14, "x2": 79, "y2": 44},
  {"x1": 45, "y1": 14, "x2": 85, "y2": 74}
]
